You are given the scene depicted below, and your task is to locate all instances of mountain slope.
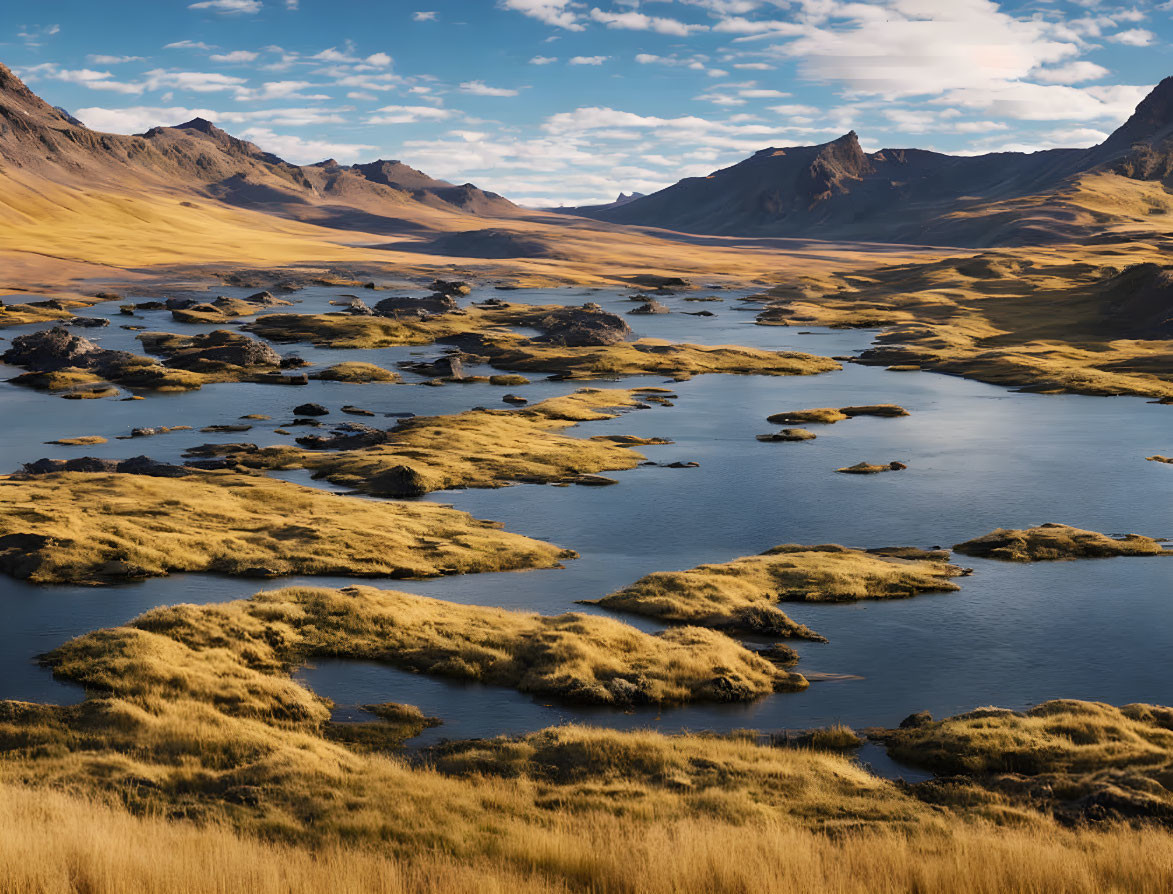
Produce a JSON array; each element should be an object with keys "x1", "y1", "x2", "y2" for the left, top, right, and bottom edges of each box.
[{"x1": 572, "y1": 78, "x2": 1173, "y2": 246}]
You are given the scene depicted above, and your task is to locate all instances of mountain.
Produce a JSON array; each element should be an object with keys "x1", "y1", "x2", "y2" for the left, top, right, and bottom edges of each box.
[
  {"x1": 0, "y1": 63, "x2": 518, "y2": 236},
  {"x1": 570, "y1": 78, "x2": 1173, "y2": 246}
]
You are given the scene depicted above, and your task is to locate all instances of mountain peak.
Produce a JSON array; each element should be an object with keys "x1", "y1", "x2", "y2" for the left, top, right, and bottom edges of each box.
[
  {"x1": 176, "y1": 117, "x2": 222, "y2": 134},
  {"x1": 1101, "y1": 77, "x2": 1173, "y2": 151}
]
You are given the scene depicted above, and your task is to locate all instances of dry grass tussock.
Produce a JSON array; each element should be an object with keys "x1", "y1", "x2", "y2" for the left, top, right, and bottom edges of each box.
[
  {"x1": 245, "y1": 305, "x2": 838, "y2": 380},
  {"x1": 311, "y1": 361, "x2": 401, "y2": 382},
  {"x1": 196, "y1": 388, "x2": 663, "y2": 497},
  {"x1": 591, "y1": 544, "x2": 965, "y2": 638},
  {"x1": 3, "y1": 779, "x2": 1173, "y2": 894},
  {"x1": 954, "y1": 523, "x2": 1170, "y2": 561},
  {"x1": 757, "y1": 239, "x2": 1173, "y2": 399},
  {"x1": 50, "y1": 585, "x2": 804, "y2": 706},
  {"x1": 884, "y1": 700, "x2": 1173, "y2": 824},
  {"x1": 0, "y1": 471, "x2": 570, "y2": 584}
]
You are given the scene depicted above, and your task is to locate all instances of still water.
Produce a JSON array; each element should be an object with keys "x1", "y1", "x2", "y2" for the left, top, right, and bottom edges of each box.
[{"x1": 1, "y1": 283, "x2": 1169, "y2": 746}]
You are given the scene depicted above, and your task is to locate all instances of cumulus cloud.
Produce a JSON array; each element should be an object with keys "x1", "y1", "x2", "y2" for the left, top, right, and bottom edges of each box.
[
  {"x1": 188, "y1": 0, "x2": 262, "y2": 14},
  {"x1": 1032, "y1": 61, "x2": 1109, "y2": 85},
  {"x1": 413, "y1": 11, "x2": 437, "y2": 21},
  {"x1": 209, "y1": 50, "x2": 259, "y2": 63},
  {"x1": 499, "y1": 0, "x2": 584, "y2": 31},
  {"x1": 87, "y1": 55, "x2": 144, "y2": 65},
  {"x1": 569, "y1": 56, "x2": 608, "y2": 65},
  {"x1": 530, "y1": 55, "x2": 558, "y2": 64},
  {"x1": 365, "y1": 104, "x2": 455, "y2": 123},
  {"x1": 588, "y1": 8, "x2": 707, "y2": 36},
  {"x1": 237, "y1": 127, "x2": 375, "y2": 163},
  {"x1": 460, "y1": 80, "x2": 520, "y2": 96},
  {"x1": 937, "y1": 82, "x2": 1151, "y2": 121},
  {"x1": 1108, "y1": 28, "x2": 1154, "y2": 46},
  {"x1": 164, "y1": 40, "x2": 216, "y2": 50}
]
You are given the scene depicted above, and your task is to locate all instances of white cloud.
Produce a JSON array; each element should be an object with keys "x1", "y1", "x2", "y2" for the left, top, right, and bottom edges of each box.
[
  {"x1": 460, "y1": 80, "x2": 520, "y2": 96},
  {"x1": 144, "y1": 69, "x2": 249, "y2": 93},
  {"x1": 238, "y1": 127, "x2": 375, "y2": 163},
  {"x1": 588, "y1": 8, "x2": 707, "y2": 36},
  {"x1": 771, "y1": 0, "x2": 1080, "y2": 98},
  {"x1": 413, "y1": 11, "x2": 437, "y2": 21},
  {"x1": 87, "y1": 55, "x2": 144, "y2": 64},
  {"x1": 498, "y1": 0, "x2": 584, "y2": 31},
  {"x1": 1108, "y1": 28, "x2": 1154, "y2": 46},
  {"x1": 188, "y1": 0, "x2": 262, "y2": 14},
  {"x1": 365, "y1": 105, "x2": 455, "y2": 123},
  {"x1": 569, "y1": 55, "x2": 608, "y2": 65},
  {"x1": 286, "y1": 0, "x2": 299, "y2": 8},
  {"x1": 164, "y1": 40, "x2": 215, "y2": 50},
  {"x1": 938, "y1": 82, "x2": 1151, "y2": 121},
  {"x1": 366, "y1": 52, "x2": 393, "y2": 67},
  {"x1": 530, "y1": 55, "x2": 558, "y2": 64},
  {"x1": 209, "y1": 50, "x2": 259, "y2": 63},
  {"x1": 18, "y1": 24, "x2": 61, "y2": 47},
  {"x1": 1032, "y1": 61, "x2": 1109, "y2": 85}
]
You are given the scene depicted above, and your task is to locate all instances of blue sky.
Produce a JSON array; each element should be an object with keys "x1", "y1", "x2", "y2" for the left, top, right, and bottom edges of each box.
[{"x1": 3, "y1": 1, "x2": 1171, "y2": 206}]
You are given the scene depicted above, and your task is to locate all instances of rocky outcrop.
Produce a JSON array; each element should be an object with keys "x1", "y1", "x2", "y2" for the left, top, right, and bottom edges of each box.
[
  {"x1": 2, "y1": 326, "x2": 109, "y2": 371},
  {"x1": 155, "y1": 330, "x2": 282, "y2": 369},
  {"x1": 536, "y1": 306, "x2": 632, "y2": 347},
  {"x1": 374, "y1": 294, "x2": 458, "y2": 317},
  {"x1": 628, "y1": 300, "x2": 670, "y2": 315}
]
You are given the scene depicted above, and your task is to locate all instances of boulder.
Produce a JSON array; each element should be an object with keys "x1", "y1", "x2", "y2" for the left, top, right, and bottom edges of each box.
[
  {"x1": 374, "y1": 294, "x2": 458, "y2": 317},
  {"x1": 164, "y1": 297, "x2": 198, "y2": 310},
  {"x1": 537, "y1": 306, "x2": 632, "y2": 347},
  {"x1": 68, "y1": 317, "x2": 110, "y2": 328},
  {"x1": 162, "y1": 330, "x2": 281, "y2": 369},
  {"x1": 295, "y1": 422, "x2": 389, "y2": 450},
  {"x1": 2, "y1": 326, "x2": 106, "y2": 371},
  {"x1": 400, "y1": 354, "x2": 465, "y2": 379},
  {"x1": 345, "y1": 298, "x2": 374, "y2": 315},
  {"x1": 366, "y1": 464, "x2": 430, "y2": 497},
  {"x1": 293, "y1": 402, "x2": 329, "y2": 416},
  {"x1": 429, "y1": 279, "x2": 471, "y2": 297},
  {"x1": 628, "y1": 300, "x2": 670, "y2": 315}
]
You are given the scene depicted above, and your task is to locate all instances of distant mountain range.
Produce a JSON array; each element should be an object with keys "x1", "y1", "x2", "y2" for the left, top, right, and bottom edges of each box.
[
  {"x1": 567, "y1": 78, "x2": 1173, "y2": 247},
  {"x1": 3, "y1": 59, "x2": 1173, "y2": 259}
]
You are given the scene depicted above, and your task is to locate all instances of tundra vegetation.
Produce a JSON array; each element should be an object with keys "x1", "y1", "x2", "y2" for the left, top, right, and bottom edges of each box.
[
  {"x1": 183, "y1": 388, "x2": 667, "y2": 497},
  {"x1": 589, "y1": 544, "x2": 966, "y2": 638},
  {"x1": 954, "y1": 523, "x2": 1170, "y2": 561},
  {"x1": 0, "y1": 472, "x2": 572, "y2": 584}
]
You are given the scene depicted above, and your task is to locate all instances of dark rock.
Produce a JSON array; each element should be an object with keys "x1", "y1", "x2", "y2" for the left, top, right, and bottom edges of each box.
[
  {"x1": 115, "y1": 456, "x2": 189, "y2": 477},
  {"x1": 280, "y1": 354, "x2": 309, "y2": 369},
  {"x1": 161, "y1": 330, "x2": 281, "y2": 369},
  {"x1": 399, "y1": 354, "x2": 464, "y2": 379},
  {"x1": 293, "y1": 402, "x2": 329, "y2": 416},
  {"x1": 665, "y1": 461, "x2": 699, "y2": 468},
  {"x1": 164, "y1": 297, "x2": 197, "y2": 310},
  {"x1": 244, "y1": 290, "x2": 277, "y2": 304},
  {"x1": 565, "y1": 474, "x2": 619, "y2": 486},
  {"x1": 68, "y1": 317, "x2": 110, "y2": 328},
  {"x1": 2, "y1": 326, "x2": 105, "y2": 371},
  {"x1": 22, "y1": 457, "x2": 118, "y2": 474},
  {"x1": 685, "y1": 310, "x2": 715, "y2": 316},
  {"x1": 889, "y1": 461, "x2": 908, "y2": 470},
  {"x1": 429, "y1": 279, "x2": 471, "y2": 297},
  {"x1": 341, "y1": 405, "x2": 375, "y2": 416},
  {"x1": 134, "y1": 301, "x2": 167, "y2": 311},
  {"x1": 366, "y1": 464, "x2": 429, "y2": 497},
  {"x1": 537, "y1": 306, "x2": 632, "y2": 347},
  {"x1": 374, "y1": 294, "x2": 458, "y2": 317},
  {"x1": 900, "y1": 710, "x2": 933, "y2": 729},
  {"x1": 295, "y1": 422, "x2": 389, "y2": 450},
  {"x1": 628, "y1": 299, "x2": 670, "y2": 315},
  {"x1": 200, "y1": 424, "x2": 252, "y2": 433},
  {"x1": 502, "y1": 394, "x2": 528, "y2": 404}
]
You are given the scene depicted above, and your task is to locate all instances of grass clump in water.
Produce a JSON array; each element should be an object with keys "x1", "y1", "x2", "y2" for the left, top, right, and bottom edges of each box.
[
  {"x1": 589, "y1": 544, "x2": 965, "y2": 637},
  {"x1": 954, "y1": 523, "x2": 1169, "y2": 561},
  {"x1": 0, "y1": 471, "x2": 571, "y2": 584}
]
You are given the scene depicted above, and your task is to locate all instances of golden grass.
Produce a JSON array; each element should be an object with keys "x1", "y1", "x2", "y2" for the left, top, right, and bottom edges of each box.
[
  {"x1": 954, "y1": 523, "x2": 1170, "y2": 561},
  {"x1": 245, "y1": 307, "x2": 839, "y2": 380},
  {"x1": 51, "y1": 585, "x2": 803, "y2": 706},
  {"x1": 46, "y1": 435, "x2": 107, "y2": 445},
  {"x1": 194, "y1": 388, "x2": 660, "y2": 496},
  {"x1": 767, "y1": 407, "x2": 848, "y2": 424},
  {"x1": 311, "y1": 361, "x2": 402, "y2": 383},
  {"x1": 0, "y1": 471, "x2": 572, "y2": 584},
  {"x1": 882, "y1": 700, "x2": 1173, "y2": 823},
  {"x1": 590, "y1": 544, "x2": 964, "y2": 638},
  {"x1": 760, "y1": 240, "x2": 1173, "y2": 399},
  {"x1": 4, "y1": 780, "x2": 1173, "y2": 894}
]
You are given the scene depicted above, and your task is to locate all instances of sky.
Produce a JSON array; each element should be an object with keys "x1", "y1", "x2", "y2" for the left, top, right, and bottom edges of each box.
[{"x1": 2, "y1": 0, "x2": 1172, "y2": 207}]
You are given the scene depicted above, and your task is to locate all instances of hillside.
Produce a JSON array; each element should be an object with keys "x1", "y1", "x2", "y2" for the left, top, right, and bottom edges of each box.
[{"x1": 571, "y1": 78, "x2": 1173, "y2": 246}]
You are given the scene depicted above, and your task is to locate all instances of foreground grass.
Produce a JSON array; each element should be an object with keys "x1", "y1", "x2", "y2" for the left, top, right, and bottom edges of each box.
[
  {"x1": 6, "y1": 780, "x2": 1173, "y2": 894},
  {"x1": 0, "y1": 471, "x2": 571, "y2": 583},
  {"x1": 191, "y1": 388, "x2": 663, "y2": 497},
  {"x1": 590, "y1": 544, "x2": 965, "y2": 638}
]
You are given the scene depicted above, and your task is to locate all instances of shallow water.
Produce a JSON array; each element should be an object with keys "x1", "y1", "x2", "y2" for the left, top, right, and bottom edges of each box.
[{"x1": 1, "y1": 284, "x2": 1170, "y2": 746}]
